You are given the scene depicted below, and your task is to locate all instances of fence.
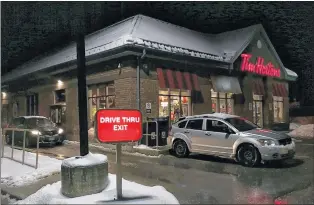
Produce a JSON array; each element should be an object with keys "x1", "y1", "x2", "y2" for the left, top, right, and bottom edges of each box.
[{"x1": 1, "y1": 128, "x2": 40, "y2": 169}]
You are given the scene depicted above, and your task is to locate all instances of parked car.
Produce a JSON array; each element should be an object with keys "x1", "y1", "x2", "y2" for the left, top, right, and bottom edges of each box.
[
  {"x1": 169, "y1": 113, "x2": 295, "y2": 167},
  {"x1": 4, "y1": 116, "x2": 66, "y2": 147}
]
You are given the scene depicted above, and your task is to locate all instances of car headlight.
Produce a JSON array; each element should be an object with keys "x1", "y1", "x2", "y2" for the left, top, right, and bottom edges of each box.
[
  {"x1": 258, "y1": 139, "x2": 276, "y2": 146},
  {"x1": 31, "y1": 130, "x2": 41, "y2": 135},
  {"x1": 58, "y1": 128, "x2": 64, "y2": 134}
]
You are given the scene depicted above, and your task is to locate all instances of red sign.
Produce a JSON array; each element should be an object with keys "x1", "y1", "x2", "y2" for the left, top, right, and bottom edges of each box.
[
  {"x1": 95, "y1": 109, "x2": 142, "y2": 143},
  {"x1": 241, "y1": 54, "x2": 281, "y2": 77}
]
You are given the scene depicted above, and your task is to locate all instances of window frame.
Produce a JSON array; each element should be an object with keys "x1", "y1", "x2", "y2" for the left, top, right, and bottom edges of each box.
[
  {"x1": 211, "y1": 90, "x2": 234, "y2": 114},
  {"x1": 26, "y1": 93, "x2": 39, "y2": 116},
  {"x1": 185, "y1": 118, "x2": 204, "y2": 131},
  {"x1": 206, "y1": 118, "x2": 236, "y2": 134},
  {"x1": 54, "y1": 89, "x2": 66, "y2": 104}
]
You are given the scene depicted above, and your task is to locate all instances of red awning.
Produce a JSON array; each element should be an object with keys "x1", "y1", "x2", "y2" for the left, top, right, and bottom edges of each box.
[
  {"x1": 253, "y1": 79, "x2": 265, "y2": 95},
  {"x1": 273, "y1": 83, "x2": 288, "y2": 97},
  {"x1": 156, "y1": 68, "x2": 200, "y2": 91}
]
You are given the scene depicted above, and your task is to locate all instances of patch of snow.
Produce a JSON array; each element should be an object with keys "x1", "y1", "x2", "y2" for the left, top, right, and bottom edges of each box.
[
  {"x1": 21, "y1": 116, "x2": 47, "y2": 119},
  {"x1": 290, "y1": 123, "x2": 300, "y2": 131},
  {"x1": 133, "y1": 144, "x2": 155, "y2": 150},
  {"x1": 288, "y1": 124, "x2": 314, "y2": 139},
  {"x1": 1, "y1": 146, "x2": 61, "y2": 187},
  {"x1": 62, "y1": 153, "x2": 107, "y2": 167},
  {"x1": 16, "y1": 173, "x2": 179, "y2": 204}
]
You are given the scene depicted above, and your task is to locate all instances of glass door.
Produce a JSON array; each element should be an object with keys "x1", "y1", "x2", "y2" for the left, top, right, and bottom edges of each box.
[{"x1": 253, "y1": 95, "x2": 263, "y2": 127}]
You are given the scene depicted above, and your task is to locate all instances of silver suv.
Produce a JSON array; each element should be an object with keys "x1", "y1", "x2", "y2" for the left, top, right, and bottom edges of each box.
[{"x1": 169, "y1": 113, "x2": 295, "y2": 166}]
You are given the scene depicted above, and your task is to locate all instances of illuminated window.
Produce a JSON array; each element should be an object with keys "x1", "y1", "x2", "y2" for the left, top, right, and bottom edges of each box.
[
  {"x1": 88, "y1": 83, "x2": 115, "y2": 124},
  {"x1": 211, "y1": 90, "x2": 234, "y2": 114},
  {"x1": 158, "y1": 89, "x2": 191, "y2": 123},
  {"x1": 273, "y1": 96, "x2": 284, "y2": 123}
]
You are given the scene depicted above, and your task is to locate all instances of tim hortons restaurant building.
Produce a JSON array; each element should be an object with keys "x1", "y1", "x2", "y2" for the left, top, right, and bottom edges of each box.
[{"x1": 1, "y1": 15, "x2": 298, "y2": 141}]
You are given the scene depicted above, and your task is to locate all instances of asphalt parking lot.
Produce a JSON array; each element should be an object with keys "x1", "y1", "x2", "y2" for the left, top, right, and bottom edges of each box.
[{"x1": 4, "y1": 139, "x2": 314, "y2": 204}]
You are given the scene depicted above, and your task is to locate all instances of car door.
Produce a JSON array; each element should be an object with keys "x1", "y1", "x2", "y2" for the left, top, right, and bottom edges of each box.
[
  {"x1": 205, "y1": 119, "x2": 239, "y2": 156},
  {"x1": 184, "y1": 118, "x2": 211, "y2": 153}
]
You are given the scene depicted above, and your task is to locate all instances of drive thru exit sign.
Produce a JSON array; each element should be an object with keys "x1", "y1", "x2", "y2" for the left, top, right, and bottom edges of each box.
[{"x1": 95, "y1": 109, "x2": 142, "y2": 143}]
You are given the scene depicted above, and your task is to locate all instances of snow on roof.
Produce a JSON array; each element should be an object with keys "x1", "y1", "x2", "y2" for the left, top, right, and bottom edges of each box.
[
  {"x1": 62, "y1": 152, "x2": 108, "y2": 168},
  {"x1": 21, "y1": 116, "x2": 48, "y2": 119},
  {"x1": 186, "y1": 113, "x2": 239, "y2": 119},
  {"x1": 2, "y1": 15, "x2": 293, "y2": 83},
  {"x1": 285, "y1": 67, "x2": 298, "y2": 78}
]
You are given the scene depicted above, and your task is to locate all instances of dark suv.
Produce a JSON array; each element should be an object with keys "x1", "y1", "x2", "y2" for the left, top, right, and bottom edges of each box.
[{"x1": 4, "y1": 116, "x2": 66, "y2": 147}]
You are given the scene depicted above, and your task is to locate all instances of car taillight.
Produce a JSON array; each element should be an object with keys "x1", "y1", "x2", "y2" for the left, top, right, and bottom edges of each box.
[{"x1": 274, "y1": 199, "x2": 288, "y2": 205}]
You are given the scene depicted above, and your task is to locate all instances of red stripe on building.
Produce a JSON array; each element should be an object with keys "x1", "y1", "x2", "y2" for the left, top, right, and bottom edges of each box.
[
  {"x1": 166, "y1": 69, "x2": 176, "y2": 89},
  {"x1": 281, "y1": 84, "x2": 288, "y2": 97},
  {"x1": 191, "y1": 73, "x2": 201, "y2": 91},
  {"x1": 183, "y1": 72, "x2": 193, "y2": 90},
  {"x1": 272, "y1": 83, "x2": 278, "y2": 96},
  {"x1": 175, "y1": 70, "x2": 184, "y2": 89},
  {"x1": 156, "y1": 68, "x2": 166, "y2": 89}
]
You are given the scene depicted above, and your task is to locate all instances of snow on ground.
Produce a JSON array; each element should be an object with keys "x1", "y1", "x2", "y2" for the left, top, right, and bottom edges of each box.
[
  {"x1": 1, "y1": 146, "x2": 61, "y2": 187},
  {"x1": 133, "y1": 144, "x2": 155, "y2": 150},
  {"x1": 62, "y1": 152, "x2": 107, "y2": 167},
  {"x1": 16, "y1": 173, "x2": 179, "y2": 204},
  {"x1": 288, "y1": 124, "x2": 314, "y2": 139},
  {"x1": 1, "y1": 194, "x2": 17, "y2": 204}
]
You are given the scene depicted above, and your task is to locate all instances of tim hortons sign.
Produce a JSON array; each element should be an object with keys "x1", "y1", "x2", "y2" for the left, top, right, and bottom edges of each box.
[{"x1": 240, "y1": 53, "x2": 281, "y2": 77}]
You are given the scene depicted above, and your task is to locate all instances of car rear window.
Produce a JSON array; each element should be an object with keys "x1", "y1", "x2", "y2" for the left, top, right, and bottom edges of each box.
[
  {"x1": 186, "y1": 119, "x2": 203, "y2": 130},
  {"x1": 177, "y1": 120, "x2": 187, "y2": 128}
]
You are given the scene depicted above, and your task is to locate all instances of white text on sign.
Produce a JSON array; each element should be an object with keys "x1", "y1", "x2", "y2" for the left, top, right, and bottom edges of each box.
[{"x1": 99, "y1": 117, "x2": 140, "y2": 131}]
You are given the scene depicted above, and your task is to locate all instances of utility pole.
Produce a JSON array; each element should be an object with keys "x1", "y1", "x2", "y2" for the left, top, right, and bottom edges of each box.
[{"x1": 77, "y1": 34, "x2": 89, "y2": 156}]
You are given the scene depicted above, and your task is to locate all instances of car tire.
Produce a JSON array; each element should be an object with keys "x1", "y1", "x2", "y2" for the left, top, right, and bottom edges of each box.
[
  {"x1": 236, "y1": 144, "x2": 261, "y2": 167},
  {"x1": 56, "y1": 140, "x2": 64, "y2": 146},
  {"x1": 173, "y1": 139, "x2": 189, "y2": 158}
]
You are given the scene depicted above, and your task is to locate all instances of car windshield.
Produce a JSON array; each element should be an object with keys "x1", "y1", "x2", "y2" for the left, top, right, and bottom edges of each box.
[
  {"x1": 27, "y1": 118, "x2": 55, "y2": 128},
  {"x1": 225, "y1": 117, "x2": 258, "y2": 132}
]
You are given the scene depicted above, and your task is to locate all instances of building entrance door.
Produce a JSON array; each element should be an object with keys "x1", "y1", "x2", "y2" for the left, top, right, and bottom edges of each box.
[{"x1": 253, "y1": 95, "x2": 263, "y2": 127}]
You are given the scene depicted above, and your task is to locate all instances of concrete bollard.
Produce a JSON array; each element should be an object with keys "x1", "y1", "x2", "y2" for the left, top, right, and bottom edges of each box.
[{"x1": 61, "y1": 153, "x2": 109, "y2": 198}]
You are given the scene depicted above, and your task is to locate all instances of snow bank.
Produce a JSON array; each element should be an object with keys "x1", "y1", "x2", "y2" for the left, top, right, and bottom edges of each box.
[
  {"x1": 62, "y1": 152, "x2": 107, "y2": 167},
  {"x1": 16, "y1": 174, "x2": 179, "y2": 204},
  {"x1": 289, "y1": 123, "x2": 300, "y2": 131},
  {"x1": 288, "y1": 124, "x2": 314, "y2": 139},
  {"x1": 1, "y1": 146, "x2": 62, "y2": 187},
  {"x1": 133, "y1": 144, "x2": 155, "y2": 150}
]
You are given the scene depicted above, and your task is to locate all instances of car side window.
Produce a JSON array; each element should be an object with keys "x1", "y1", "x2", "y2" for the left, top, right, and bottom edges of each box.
[
  {"x1": 186, "y1": 119, "x2": 203, "y2": 130},
  {"x1": 177, "y1": 120, "x2": 187, "y2": 128},
  {"x1": 206, "y1": 119, "x2": 230, "y2": 133}
]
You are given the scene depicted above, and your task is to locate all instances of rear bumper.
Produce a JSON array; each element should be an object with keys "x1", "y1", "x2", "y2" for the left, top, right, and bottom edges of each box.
[{"x1": 259, "y1": 141, "x2": 296, "y2": 161}]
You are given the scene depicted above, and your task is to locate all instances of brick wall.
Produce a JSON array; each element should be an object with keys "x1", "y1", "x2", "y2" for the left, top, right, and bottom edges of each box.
[
  {"x1": 193, "y1": 84, "x2": 212, "y2": 115},
  {"x1": 38, "y1": 90, "x2": 54, "y2": 117}
]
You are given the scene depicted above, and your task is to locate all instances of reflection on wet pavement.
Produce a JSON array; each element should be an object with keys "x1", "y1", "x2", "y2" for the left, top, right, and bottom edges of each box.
[{"x1": 11, "y1": 141, "x2": 314, "y2": 204}]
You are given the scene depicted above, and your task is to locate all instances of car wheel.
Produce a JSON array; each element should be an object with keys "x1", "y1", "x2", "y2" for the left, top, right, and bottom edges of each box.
[
  {"x1": 237, "y1": 144, "x2": 261, "y2": 167},
  {"x1": 5, "y1": 135, "x2": 11, "y2": 145},
  {"x1": 56, "y1": 140, "x2": 64, "y2": 146},
  {"x1": 173, "y1": 140, "x2": 189, "y2": 158}
]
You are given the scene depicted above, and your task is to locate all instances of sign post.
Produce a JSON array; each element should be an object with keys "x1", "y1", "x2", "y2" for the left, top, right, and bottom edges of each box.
[{"x1": 95, "y1": 109, "x2": 142, "y2": 200}]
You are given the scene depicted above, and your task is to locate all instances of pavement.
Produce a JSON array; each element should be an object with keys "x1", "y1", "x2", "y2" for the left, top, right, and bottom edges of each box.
[{"x1": 2, "y1": 138, "x2": 314, "y2": 204}]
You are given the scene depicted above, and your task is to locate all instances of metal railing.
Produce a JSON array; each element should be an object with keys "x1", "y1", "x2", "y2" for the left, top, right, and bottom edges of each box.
[{"x1": 1, "y1": 128, "x2": 39, "y2": 169}]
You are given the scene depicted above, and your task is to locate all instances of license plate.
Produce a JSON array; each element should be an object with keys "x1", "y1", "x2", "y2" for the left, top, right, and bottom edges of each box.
[{"x1": 280, "y1": 148, "x2": 288, "y2": 154}]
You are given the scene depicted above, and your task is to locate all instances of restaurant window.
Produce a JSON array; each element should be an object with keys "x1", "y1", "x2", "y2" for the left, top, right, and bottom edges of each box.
[
  {"x1": 158, "y1": 89, "x2": 191, "y2": 123},
  {"x1": 55, "y1": 89, "x2": 66, "y2": 103},
  {"x1": 273, "y1": 96, "x2": 284, "y2": 122},
  {"x1": 253, "y1": 94, "x2": 263, "y2": 127},
  {"x1": 26, "y1": 94, "x2": 38, "y2": 116},
  {"x1": 211, "y1": 89, "x2": 234, "y2": 114},
  {"x1": 88, "y1": 83, "x2": 115, "y2": 123}
]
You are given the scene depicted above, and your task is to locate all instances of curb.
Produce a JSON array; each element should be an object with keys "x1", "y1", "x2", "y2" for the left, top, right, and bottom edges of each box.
[{"x1": 1, "y1": 187, "x2": 23, "y2": 201}]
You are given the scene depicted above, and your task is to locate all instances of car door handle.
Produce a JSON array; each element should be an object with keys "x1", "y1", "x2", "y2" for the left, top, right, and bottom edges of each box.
[
  {"x1": 205, "y1": 132, "x2": 211, "y2": 136},
  {"x1": 184, "y1": 130, "x2": 190, "y2": 134}
]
